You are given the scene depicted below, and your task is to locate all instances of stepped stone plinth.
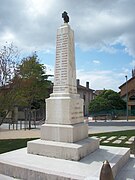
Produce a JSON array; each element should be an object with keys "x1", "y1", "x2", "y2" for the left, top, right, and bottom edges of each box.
[{"x1": 0, "y1": 146, "x2": 130, "y2": 179}]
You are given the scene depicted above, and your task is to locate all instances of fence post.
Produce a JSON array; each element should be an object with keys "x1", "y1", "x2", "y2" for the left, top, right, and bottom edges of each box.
[{"x1": 100, "y1": 160, "x2": 114, "y2": 180}]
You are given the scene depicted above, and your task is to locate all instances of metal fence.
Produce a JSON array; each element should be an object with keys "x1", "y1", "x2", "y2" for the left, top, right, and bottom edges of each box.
[{"x1": 90, "y1": 109, "x2": 135, "y2": 120}]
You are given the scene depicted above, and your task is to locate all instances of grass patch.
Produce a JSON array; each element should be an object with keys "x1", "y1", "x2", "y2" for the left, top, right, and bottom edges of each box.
[
  {"x1": 89, "y1": 129, "x2": 135, "y2": 154},
  {"x1": 89, "y1": 129, "x2": 135, "y2": 137},
  {"x1": 0, "y1": 138, "x2": 37, "y2": 154}
]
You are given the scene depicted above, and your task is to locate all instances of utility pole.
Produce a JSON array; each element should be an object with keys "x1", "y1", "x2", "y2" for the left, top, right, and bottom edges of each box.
[{"x1": 125, "y1": 75, "x2": 128, "y2": 121}]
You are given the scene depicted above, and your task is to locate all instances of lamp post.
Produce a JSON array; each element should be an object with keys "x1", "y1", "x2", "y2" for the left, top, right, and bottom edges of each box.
[{"x1": 125, "y1": 75, "x2": 128, "y2": 121}]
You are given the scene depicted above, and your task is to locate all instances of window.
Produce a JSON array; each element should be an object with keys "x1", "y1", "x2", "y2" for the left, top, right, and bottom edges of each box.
[
  {"x1": 83, "y1": 94, "x2": 86, "y2": 101},
  {"x1": 129, "y1": 95, "x2": 135, "y2": 101}
]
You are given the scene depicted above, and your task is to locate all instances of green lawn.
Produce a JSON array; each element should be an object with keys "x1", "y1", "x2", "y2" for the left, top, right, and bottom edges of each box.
[
  {"x1": 0, "y1": 138, "x2": 37, "y2": 154},
  {"x1": 0, "y1": 130, "x2": 135, "y2": 154}
]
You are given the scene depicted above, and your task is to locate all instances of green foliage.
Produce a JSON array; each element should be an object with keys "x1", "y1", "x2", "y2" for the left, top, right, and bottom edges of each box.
[
  {"x1": 0, "y1": 43, "x2": 20, "y2": 124},
  {"x1": 0, "y1": 50, "x2": 52, "y2": 125},
  {"x1": 15, "y1": 53, "x2": 52, "y2": 108},
  {"x1": 0, "y1": 43, "x2": 19, "y2": 86},
  {"x1": 19, "y1": 53, "x2": 47, "y2": 80},
  {"x1": 89, "y1": 90, "x2": 126, "y2": 114}
]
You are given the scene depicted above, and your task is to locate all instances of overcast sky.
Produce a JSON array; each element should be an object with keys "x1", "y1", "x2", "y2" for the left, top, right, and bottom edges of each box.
[{"x1": 0, "y1": 0, "x2": 135, "y2": 91}]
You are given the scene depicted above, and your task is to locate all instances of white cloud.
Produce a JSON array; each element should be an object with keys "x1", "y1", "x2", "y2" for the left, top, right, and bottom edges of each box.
[
  {"x1": 42, "y1": 62, "x2": 128, "y2": 92},
  {"x1": 1, "y1": 30, "x2": 15, "y2": 42},
  {"x1": 1, "y1": 0, "x2": 134, "y2": 91},
  {"x1": 76, "y1": 68, "x2": 126, "y2": 91},
  {"x1": 120, "y1": 67, "x2": 130, "y2": 77},
  {"x1": 93, "y1": 60, "x2": 100, "y2": 64},
  {"x1": 0, "y1": 0, "x2": 135, "y2": 56},
  {"x1": 130, "y1": 60, "x2": 135, "y2": 67},
  {"x1": 44, "y1": 63, "x2": 54, "y2": 82},
  {"x1": 44, "y1": 64, "x2": 54, "y2": 75},
  {"x1": 99, "y1": 45, "x2": 117, "y2": 54}
]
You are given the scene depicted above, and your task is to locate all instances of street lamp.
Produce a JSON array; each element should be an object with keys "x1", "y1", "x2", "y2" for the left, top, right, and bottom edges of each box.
[{"x1": 125, "y1": 75, "x2": 128, "y2": 121}]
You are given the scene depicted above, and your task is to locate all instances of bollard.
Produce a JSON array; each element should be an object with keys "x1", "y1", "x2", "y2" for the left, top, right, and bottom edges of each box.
[
  {"x1": 133, "y1": 137, "x2": 135, "y2": 157},
  {"x1": 100, "y1": 160, "x2": 114, "y2": 180}
]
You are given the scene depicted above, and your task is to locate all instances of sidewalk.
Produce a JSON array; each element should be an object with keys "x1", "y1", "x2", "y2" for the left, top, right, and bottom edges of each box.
[
  {"x1": 88, "y1": 125, "x2": 135, "y2": 134},
  {"x1": 0, "y1": 121, "x2": 135, "y2": 139},
  {"x1": 0, "y1": 123, "x2": 41, "y2": 139},
  {"x1": 0, "y1": 129, "x2": 40, "y2": 139}
]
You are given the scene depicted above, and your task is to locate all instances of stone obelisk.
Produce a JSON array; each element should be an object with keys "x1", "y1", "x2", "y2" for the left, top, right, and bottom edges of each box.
[
  {"x1": 0, "y1": 13, "x2": 130, "y2": 180},
  {"x1": 28, "y1": 12, "x2": 99, "y2": 160}
]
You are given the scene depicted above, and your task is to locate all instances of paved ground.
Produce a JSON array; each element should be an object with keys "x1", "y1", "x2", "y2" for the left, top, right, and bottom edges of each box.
[
  {"x1": 0, "y1": 123, "x2": 40, "y2": 139},
  {"x1": 0, "y1": 129, "x2": 40, "y2": 139},
  {"x1": 0, "y1": 120, "x2": 135, "y2": 139},
  {"x1": 88, "y1": 120, "x2": 135, "y2": 134}
]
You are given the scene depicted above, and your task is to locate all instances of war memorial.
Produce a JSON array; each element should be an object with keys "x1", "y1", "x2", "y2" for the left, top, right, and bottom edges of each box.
[{"x1": 0, "y1": 12, "x2": 131, "y2": 179}]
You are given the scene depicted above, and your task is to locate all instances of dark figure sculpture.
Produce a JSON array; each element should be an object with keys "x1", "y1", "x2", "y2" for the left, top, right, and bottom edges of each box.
[{"x1": 62, "y1": 11, "x2": 69, "y2": 23}]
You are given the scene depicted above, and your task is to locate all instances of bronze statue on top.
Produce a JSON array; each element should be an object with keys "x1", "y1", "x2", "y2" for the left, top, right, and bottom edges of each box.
[{"x1": 62, "y1": 11, "x2": 69, "y2": 23}]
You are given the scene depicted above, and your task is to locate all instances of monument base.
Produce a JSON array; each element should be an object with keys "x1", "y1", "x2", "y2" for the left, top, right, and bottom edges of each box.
[
  {"x1": 0, "y1": 146, "x2": 130, "y2": 179},
  {"x1": 27, "y1": 137, "x2": 99, "y2": 161},
  {"x1": 45, "y1": 93, "x2": 84, "y2": 125},
  {"x1": 41, "y1": 123, "x2": 88, "y2": 143}
]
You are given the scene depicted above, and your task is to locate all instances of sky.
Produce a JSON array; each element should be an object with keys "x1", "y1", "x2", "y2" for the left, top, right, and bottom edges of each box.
[{"x1": 0, "y1": 0, "x2": 135, "y2": 91}]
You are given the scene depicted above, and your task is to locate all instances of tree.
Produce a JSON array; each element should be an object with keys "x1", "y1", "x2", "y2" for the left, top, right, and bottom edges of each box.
[
  {"x1": 16, "y1": 53, "x2": 51, "y2": 106},
  {"x1": 15, "y1": 53, "x2": 52, "y2": 129},
  {"x1": 0, "y1": 47, "x2": 52, "y2": 127},
  {"x1": 0, "y1": 43, "x2": 19, "y2": 86},
  {"x1": 89, "y1": 90, "x2": 126, "y2": 115},
  {"x1": 0, "y1": 43, "x2": 19, "y2": 125}
]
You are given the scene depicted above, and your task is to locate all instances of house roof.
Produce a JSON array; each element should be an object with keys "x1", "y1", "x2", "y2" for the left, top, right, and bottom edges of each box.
[
  {"x1": 119, "y1": 76, "x2": 135, "y2": 89},
  {"x1": 77, "y1": 84, "x2": 94, "y2": 92},
  {"x1": 94, "y1": 90, "x2": 104, "y2": 95}
]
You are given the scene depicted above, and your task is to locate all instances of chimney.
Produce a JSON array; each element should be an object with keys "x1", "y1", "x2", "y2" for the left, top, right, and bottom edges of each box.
[
  {"x1": 77, "y1": 79, "x2": 80, "y2": 86},
  {"x1": 86, "y1": 82, "x2": 89, "y2": 89},
  {"x1": 132, "y1": 68, "x2": 135, "y2": 77}
]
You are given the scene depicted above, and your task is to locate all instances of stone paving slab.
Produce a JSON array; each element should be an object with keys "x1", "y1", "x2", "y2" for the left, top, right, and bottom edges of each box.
[
  {"x1": 118, "y1": 136, "x2": 127, "y2": 140},
  {"x1": 91, "y1": 136, "x2": 98, "y2": 138},
  {"x1": 102, "y1": 140, "x2": 109, "y2": 143},
  {"x1": 113, "y1": 140, "x2": 122, "y2": 144},
  {"x1": 100, "y1": 136, "x2": 107, "y2": 139},
  {"x1": 128, "y1": 136, "x2": 135, "y2": 142},
  {"x1": 125, "y1": 141, "x2": 132, "y2": 144},
  {"x1": 107, "y1": 136, "x2": 116, "y2": 141}
]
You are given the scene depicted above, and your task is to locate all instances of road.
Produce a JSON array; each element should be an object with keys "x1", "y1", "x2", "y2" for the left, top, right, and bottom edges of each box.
[{"x1": 88, "y1": 120, "x2": 135, "y2": 134}]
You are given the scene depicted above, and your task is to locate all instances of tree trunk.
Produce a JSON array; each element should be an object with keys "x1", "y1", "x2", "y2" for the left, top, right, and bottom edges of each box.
[{"x1": 0, "y1": 110, "x2": 10, "y2": 126}]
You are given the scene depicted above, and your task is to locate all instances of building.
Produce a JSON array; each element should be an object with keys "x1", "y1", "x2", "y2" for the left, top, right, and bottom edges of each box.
[
  {"x1": 3, "y1": 79, "x2": 95, "y2": 124},
  {"x1": 94, "y1": 90, "x2": 105, "y2": 96},
  {"x1": 119, "y1": 69, "x2": 135, "y2": 116},
  {"x1": 47, "y1": 79, "x2": 95, "y2": 117},
  {"x1": 77, "y1": 79, "x2": 95, "y2": 116}
]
